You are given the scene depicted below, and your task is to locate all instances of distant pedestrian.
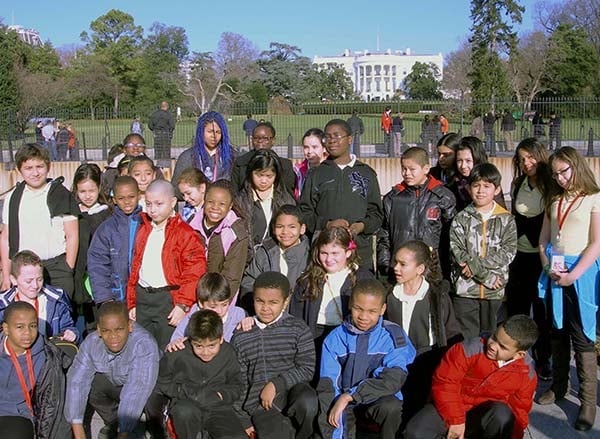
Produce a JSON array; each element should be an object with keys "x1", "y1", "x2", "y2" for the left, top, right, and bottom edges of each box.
[
  {"x1": 391, "y1": 112, "x2": 405, "y2": 157},
  {"x1": 130, "y1": 117, "x2": 143, "y2": 136},
  {"x1": 381, "y1": 106, "x2": 392, "y2": 154},
  {"x1": 532, "y1": 112, "x2": 545, "y2": 140},
  {"x1": 440, "y1": 113, "x2": 449, "y2": 135},
  {"x1": 470, "y1": 113, "x2": 483, "y2": 138},
  {"x1": 501, "y1": 110, "x2": 516, "y2": 152},
  {"x1": 41, "y1": 119, "x2": 57, "y2": 160},
  {"x1": 548, "y1": 112, "x2": 561, "y2": 150},
  {"x1": 66, "y1": 124, "x2": 78, "y2": 161},
  {"x1": 347, "y1": 110, "x2": 364, "y2": 155},
  {"x1": 148, "y1": 101, "x2": 175, "y2": 162},
  {"x1": 56, "y1": 123, "x2": 70, "y2": 161},
  {"x1": 242, "y1": 114, "x2": 258, "y2": 150},
  {"x1": 483, "y1": 112, "x2": 497, "y2": 152}
]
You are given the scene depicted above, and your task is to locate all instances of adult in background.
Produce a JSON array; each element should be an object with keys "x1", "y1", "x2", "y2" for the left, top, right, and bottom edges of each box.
[
  {"x1": 483, "y1": 111, "x2": 497, "y2": 152},
  {"x1": 242, "y1": 114, "x2": 258, "y2": 150},
  {"x1": 346, "y1": 110, "x2": 364, "y2": 155},
  {"x1": 230, "y1": 122, "x2": 295, "y2": 195},
  {"x1": 548, "y1": 112, "x2": 561, "y2": 150},
  {"x1": 470, "y1": 112, "x2": 483, "y2": 138},
  {"x1": 501, "y1": 110, "x2": 516, "y2": 152},
  {"x1": 41, "y1": 119, "x2": 57, "y2": 161},
  {"x1": 381, "y1": 106, "x2": 393, "y2": 154},
  {"x1": 148, "y1": 101, "x2": 175, "y2": 163},
  {"x1": 532, "y1": 111, "x2": 545, "y2": 140},
  {"x1": 391, "y1": 111, "x2": 405, "y2": 157},
  {"x1": 172, "y1": 111, "x2": 235, "y2": 188}
]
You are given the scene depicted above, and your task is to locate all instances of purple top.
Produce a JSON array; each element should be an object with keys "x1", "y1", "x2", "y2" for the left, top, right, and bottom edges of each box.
[{"x1": 170, "y1": 304, "x2": 246, "y2": 342}]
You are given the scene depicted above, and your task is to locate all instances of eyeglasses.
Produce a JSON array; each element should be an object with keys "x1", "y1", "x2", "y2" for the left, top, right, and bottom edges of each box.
[
  {"x1": 552, "y1": 166, "x2": 571, "y2": 179},
  {"x1": 252, "y1": 136, "x2": 273, "y2": 142},
  {"x1": 124, "y1": 143, "x2": 146, "y2": 148},
  {"x1": 322, "y1": 134, "x2": 350, "y2": 143}
]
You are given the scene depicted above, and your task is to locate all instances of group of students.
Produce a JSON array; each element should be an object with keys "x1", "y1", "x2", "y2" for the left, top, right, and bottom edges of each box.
[{"x1": 0, "y1": 110, "x2": 598, "y2": 438}]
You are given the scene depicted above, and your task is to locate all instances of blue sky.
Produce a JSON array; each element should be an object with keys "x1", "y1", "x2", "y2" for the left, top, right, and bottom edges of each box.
[{"x1": 4, "y1": 0, "x2": 540, "y2": 59}]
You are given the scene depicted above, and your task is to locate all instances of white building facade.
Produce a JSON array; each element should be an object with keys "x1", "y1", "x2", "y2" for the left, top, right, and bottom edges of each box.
[{"x1": 314, "y1": 48, "x2": 443, "y2": 101}]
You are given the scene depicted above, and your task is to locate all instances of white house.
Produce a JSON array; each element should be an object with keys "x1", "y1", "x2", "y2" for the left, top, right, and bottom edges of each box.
[
  {"x1": 314, "y1": 48, "x2": 443, "y2": 101},
  {"x1": 7, "y1": 25, "x2": 43, "y2": 47}
]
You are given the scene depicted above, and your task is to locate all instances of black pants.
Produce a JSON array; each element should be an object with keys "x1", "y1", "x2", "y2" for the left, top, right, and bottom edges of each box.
[
  {"x1": 405, "y1": 401, "x2": 515, "y2": 439},
  {"x1": 42, "y1": 253, "x2": 74, "y2": 299},
  {"x1": 0, "y1": 416, "x2": 34, "y2": 439},
  {"x1": 89, "y1": 373, "x2": 165, "y2": 438},
  {"x1": 153, "y1": 131, "x2": 172, "y2": 160},
  {"x1": 135, "y1": 285, "x2": 175, "y2": 350},
  {"x1": 551, "y1": 285, "x2": 596, "y2": 353},
  {"x1": 506, "y1": 251, "x2": 551, "y2": 364},
  {"x1": 452, "y1": 297, "x2": 501, "y2": 339},
  {"x1": 251, "y1": 382, "x2": 318, "y2": 439},
  {"x1": 170, "y1": 399, "x2": 246, "y2": 439}
]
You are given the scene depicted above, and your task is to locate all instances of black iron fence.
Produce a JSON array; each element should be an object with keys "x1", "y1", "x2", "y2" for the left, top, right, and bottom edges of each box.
[{"x1": 1, "y1": 97, "x2": 599, "y2": 164}]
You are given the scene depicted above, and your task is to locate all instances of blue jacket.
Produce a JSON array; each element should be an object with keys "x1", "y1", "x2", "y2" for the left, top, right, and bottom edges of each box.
[
  {"x1": 538, "y1": 244, "x2": 600, "y2": 341},
  {"x1": 0, "y1": 285, "x2": 79, "y2": 343},
  {"x1": 88, "y1": 205, "x2": 142, "y2": 303}
]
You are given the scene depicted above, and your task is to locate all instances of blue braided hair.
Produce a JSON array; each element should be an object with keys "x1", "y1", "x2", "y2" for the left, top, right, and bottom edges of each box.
[{"x1": 193, "y1": 111, "x2": 233, "y2": 179}]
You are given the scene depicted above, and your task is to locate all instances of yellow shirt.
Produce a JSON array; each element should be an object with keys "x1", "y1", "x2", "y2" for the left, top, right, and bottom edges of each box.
[{"x1": 550, "y1": 192, "x2": 600, "y2": 256}]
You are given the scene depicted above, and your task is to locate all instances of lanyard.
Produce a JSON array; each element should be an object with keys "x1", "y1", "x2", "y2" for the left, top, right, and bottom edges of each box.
[
  {"x1": 557, "y1": 194, "x2": 582, "y2": 237},
  {"x1": 16, "y1": 294, "x2": 39, "y2": 317},
  {"x1": 6, "y1": 342, "x2": 35, "y2": 416}
]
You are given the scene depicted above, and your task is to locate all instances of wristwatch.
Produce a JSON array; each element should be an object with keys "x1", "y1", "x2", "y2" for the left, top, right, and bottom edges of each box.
[{"x1": 176, "y1": 303, "x2": 190, "y2": 312}]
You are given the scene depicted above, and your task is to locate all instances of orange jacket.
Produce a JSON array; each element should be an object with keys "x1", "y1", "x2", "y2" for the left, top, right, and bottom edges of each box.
[
  {"x1": 127, "y1": 213, "x2": 206, "y2": 309},
  {"x1": 440, "y1": 116, "x2": 449, "y2": 134},
  {"x1": 381, "y1": 112, "x2": 392, "y2": 133}
]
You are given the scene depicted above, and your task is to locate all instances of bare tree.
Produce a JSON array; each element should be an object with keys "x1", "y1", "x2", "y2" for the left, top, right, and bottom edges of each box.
[{"x1": 442, "y1": 41, "x2": 472, "y2": 99}]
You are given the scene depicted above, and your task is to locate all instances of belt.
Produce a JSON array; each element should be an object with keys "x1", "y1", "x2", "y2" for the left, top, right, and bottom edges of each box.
[{"x1": 138, "y1": 284, "x2": 180, "y2": 294}]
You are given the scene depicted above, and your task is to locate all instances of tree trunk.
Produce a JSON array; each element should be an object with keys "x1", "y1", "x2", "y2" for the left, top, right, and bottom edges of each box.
[{"x1": 113, "y1": 86, "x2": 119, "y2": 118}]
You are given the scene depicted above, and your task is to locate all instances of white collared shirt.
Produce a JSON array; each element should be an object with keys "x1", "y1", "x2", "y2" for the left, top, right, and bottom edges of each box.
[
  {"x1": 138, "y1": 221, "x2": 168, "y2": 288},
  {"x1": 392, "y1": 278, "x2": 435, "y2": 345}
]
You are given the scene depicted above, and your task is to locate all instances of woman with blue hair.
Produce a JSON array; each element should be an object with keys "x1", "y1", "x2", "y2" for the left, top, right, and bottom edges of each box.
[{"x1": 172, "y1": 111, "x2": 235, "y2": 187}]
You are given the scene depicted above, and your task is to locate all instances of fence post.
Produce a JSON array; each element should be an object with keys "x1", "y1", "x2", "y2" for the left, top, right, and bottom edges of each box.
[
  {"x1": 287, "y1": 133, "x2": 293, "y2": 159},
  {"x1": 82, "y1": 132, "x2": 88, "y2": 162},
  {"x1": 587, "y1": 127, "x2": 594, "y2": 157},
  {"x1": 6, "y1": 134, "x2": 15, "y2": 170}
]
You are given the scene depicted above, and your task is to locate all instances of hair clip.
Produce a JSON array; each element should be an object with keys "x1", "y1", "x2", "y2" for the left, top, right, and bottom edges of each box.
[{"x1": 348, "y1": 240, "x2": 357, "y2": 251}]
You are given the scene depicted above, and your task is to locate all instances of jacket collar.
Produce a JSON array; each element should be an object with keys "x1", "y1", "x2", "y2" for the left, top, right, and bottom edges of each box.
[{"x1": 395, "y1": 175, "x2": 443, "y2": 192}]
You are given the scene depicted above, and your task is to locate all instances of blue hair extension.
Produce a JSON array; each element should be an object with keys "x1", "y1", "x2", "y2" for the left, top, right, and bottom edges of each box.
[{"x1": 193, "y1": 111, "x2": 232, "y2": 179}]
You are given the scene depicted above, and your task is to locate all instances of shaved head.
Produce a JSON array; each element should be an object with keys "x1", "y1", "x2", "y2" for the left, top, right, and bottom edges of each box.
[{"x1": 146, "y1": 179, "x2": 175, "y2": 198}]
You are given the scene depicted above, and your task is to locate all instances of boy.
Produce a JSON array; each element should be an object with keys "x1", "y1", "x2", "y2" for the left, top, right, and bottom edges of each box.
[
  {"x1": 1, "y1": 143, "x2": 79, "y2": 296},
  {"x1": 0, "y1": 301, "x2": 70, "y2": 438},
  {"x1": 318, "y1": 278, "x2": 416, "y2": 439},
  {"x1": 377, "y1": 147, "x2": 456, "y2": 276},
  {"x1": 231, "y1": 271, "x2": 317, "y2": 439},
  {"x1": 155, "y1": 309, "x2": 246, "y2": 439},
  {"x1": 65, "y1": 302, "x2": 162, "y2": 439},
  {"x1": 0, "y1": 250, "x2": 78, "y2": 343},
  {"x1": 299, "y1": 119, "x2": 383, "y2": 271},
  {"x1": 88, "y1": 176, "x2": 143, "y2": 305},
  {"x1": 127, "y1": 180, "x2": 206, "y2": 350},
  {"x1": 449, "y1": 163, "x2": 517, "y2": 338},
  {"x1": 168, "y1": 272, "x2": 246, "y2": 346},
  {"x1": 405, "y1": 315, "x2": 539, "y2": 439}
]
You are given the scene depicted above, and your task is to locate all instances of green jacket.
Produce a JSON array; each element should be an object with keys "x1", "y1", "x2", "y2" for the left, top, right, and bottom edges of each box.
[{"x1": 449, "y1": 203, "x2": 517, "y2": 300}]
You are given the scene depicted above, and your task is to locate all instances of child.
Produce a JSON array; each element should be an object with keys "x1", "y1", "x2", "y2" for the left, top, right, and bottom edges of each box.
[
  {"x1": 65, "y1": 302, "x2": 163, "y2": 439},
  {"x1": 317, "y1": 278, "x2": 416, "y2": 439},
  {"x1": 294, "y1": 128, "x2": 328, "y2": 199},
  {"x1": 449, "y1": 163, "x2": 517, "y2": 339},
  {"x1": 72, "y1": 163, "x2": 111, "y2": 327},
  {"x1": 0, "y1": 301, "x2": 70, "y2": 439},
  {"x1": 190, "y1": 179, "x2": 248, "y2": 298},
  {"x1": 0, "y1": 250, "x2": 78, "y2": 343},
  {"x1": 236, "y1": 149, "x2": 296, "y2": 249},
  {"x1": 448, "y1": 136, "x2": 506, "y2": 212},
  {"x1": 231, "y1": 271, "x2": 317, "y2": 439},
  {"x1": 289, "y1": 226, "x2": 373, "y2": 341},
  {"x1": 168, "y1": 272, "x2": 246, "y2": 346},
  {"x1": 405, "y1": 315, "x2": 539, "y2": 439},
  {"x1": 377, "y1": 146, "x2": 456, "y2": 278},
  {"x1": 429, "y1": 132, "x2": 459, "y2": 184},
  {"x1": 537, "y1": 146, "x2": 600, "y2": 431},
  {"x1": 176, "y1": 167, "x2": 208, "y2": 223},
  {"x1": 386, "y1": 240, "x2": 462, "y2": 424},
  {"x1": 231, "y1": 122, "x2": 296, "y2": 194},
  {"x1": 88, "y1": 176, "x2": 143, "y2": 305},
  {"x1": 155, "y1": 309, "x2": 246, "y2": 439},
  {"x1": 299, "y1": 119, "x2": 383, "y2": 271},
  {"x1": 128, "y1": 155, "x2": 157, "y2": 210},
  {"x1": 1, "y1": 143, "x2": 80, "y2": 296},
  {"x1": 127, "y1": 180, "x2": 207, "y2": 350},
  {"x1": 241, "y1": 205, "x2": 310, "y2": 304},
  {"x1": 172, "y1": 111, "x2": 235, "y2": 184}
]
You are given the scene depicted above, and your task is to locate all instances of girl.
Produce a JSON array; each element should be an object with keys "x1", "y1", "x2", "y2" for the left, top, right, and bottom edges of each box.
[
  {"x1": 538, "y1": 146, "x2": 600, "y2": 431},
  {"x1": 189, "y1": 179, "x2": 248, "y2": 301},
  {"x1": 385, "y1": 240, "x2": 462, "y2": 424},
  {"x1": 240, "y1": 205, "x2": 310, "y2": 303},
  {"x1": 289, "y1": 226, "x2": 373, "y2": 342},
  {"x1": 448, "y1": 136, "x2": 506, "y2": 211},
  {"x1": 294, "y1": 128, "x2": 327, "y2": 199},
  {"x1": 429, "y1": 132, "x2": 459, "y2": 184},
  {"x1": 172, "y1": 111, "x2": 234, "y2": 184},
  {"x1": 236, "y1": 149, "x2": 295, "y2": 249},
  {"x1": 72, "y1": 163, "x2": 111, "y2": 330},
  {"x1": 128, "y1": 155, "x2": 157, "y2": 210},
  {"x1": 176, "y1": 168, "x2": 209, "y2": 223},
  {"x1": 505, "y1": 138, "x2": 552, "y2": 380}
]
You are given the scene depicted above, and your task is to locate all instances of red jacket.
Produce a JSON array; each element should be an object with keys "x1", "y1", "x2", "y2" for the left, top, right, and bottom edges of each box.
[
  {"x1": 127, "y1": 213, "x2": 206, "y2": 310},
  {"x1": 432, "y1": 337, "x2": 537, "y2": 439},
  {"x1": 381, "y1": 111, "x2": 392, "y2": 133}
]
